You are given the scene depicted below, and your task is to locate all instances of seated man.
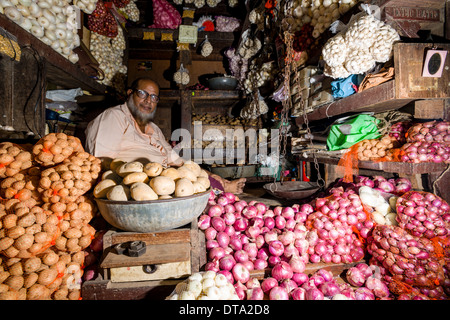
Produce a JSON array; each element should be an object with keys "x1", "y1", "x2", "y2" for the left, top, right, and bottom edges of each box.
[{"x1": 85, "y1": 76, "x2": 246, "y2": 194}]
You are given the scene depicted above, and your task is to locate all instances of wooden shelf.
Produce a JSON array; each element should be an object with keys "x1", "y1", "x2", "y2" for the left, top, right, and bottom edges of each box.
[
  {"x1": 127, "y1": 28, "x2": 237, "y2": 60},
  {"x1": 296, "y1": 42, "x2": 450, "y2": 125},
  {"x1": 296, "y1": 154, "x2": 448, "y2": 174},
  {"x1": 0, "y1": 13, "x2": 106, "y2": 94}
]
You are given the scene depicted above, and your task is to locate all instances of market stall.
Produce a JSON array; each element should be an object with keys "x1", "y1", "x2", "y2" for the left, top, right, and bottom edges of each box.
[{"x1": 0, "y1": 0, "x2": 448, "y2": 302}]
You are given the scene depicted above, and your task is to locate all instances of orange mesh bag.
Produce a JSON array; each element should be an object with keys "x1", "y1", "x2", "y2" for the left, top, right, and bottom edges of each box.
[
  {"x1": 395, "y1": 191, "x2": 449, "y2": 239},
  {"x1": 336, "y1": 143, "x2": 360, "y2": 184},
  {"x1": 0, "y1": 142, "x2": 33, "y2": 179},
  {"x1": 368, "y1": 225, "x2": 445, "y2": 289},
  {"x1": 0, "y1": 199, "x2": 61, "y2": 259},
  {"x1": 32, "y1": 133, "x2": 84, "y2": 167}
]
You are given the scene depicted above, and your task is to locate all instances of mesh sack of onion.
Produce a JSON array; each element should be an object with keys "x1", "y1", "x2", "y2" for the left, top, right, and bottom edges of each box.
[
  {"x1": 399, "y1": 120, "x2": 450, "y2": 163},
  {"x1": 87, "y1": 0, "x2": 119, "y2": 38},
  {"x1": 367, "y1": 225, "x2": 446, "y2": 290},
  {"x1": 395, "y1": 191, "x2": 449, "y2": 239}
]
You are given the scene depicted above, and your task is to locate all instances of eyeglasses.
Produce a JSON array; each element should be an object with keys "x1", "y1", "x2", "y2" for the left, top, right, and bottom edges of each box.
[{"x1": 134, "y1": 89, "x2": 160, "y2": 103}]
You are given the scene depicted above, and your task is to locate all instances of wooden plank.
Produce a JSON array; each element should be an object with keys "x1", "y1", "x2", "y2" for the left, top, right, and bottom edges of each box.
[
  {"x1": 412, "y1": 99, "x2": 445, "y2": 119},
  {"x1": 295, "y1": 80, "x2": 414, "y2": 125},
  {"x1": 100, "y1": 242, "x2": 191, "y2": 268},
  {"x1": 394, "y1": 42, "x2": 450, "y2": 99},
  {"x1": 81, "y1": 278, "x2": 180, "y2": 300},
  {"x1": 297, "y1": 155, "x2": 447, "y2": 174}
]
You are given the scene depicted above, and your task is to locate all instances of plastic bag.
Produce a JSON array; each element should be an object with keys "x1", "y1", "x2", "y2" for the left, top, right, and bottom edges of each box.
[
  {"x1": 46, "y1": 88, "x2": 83, "y2": 102},
  {"x1": 327, "y1": 114, "x2": 381, "y2": 151},
  {"x1": 331, "y1": 74, "x2": 364, "y2": 98}
]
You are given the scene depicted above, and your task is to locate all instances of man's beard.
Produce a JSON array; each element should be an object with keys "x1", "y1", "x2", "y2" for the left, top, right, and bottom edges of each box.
[{"x1": 127, "y1": 95, "x2": 156, "y2": 125}]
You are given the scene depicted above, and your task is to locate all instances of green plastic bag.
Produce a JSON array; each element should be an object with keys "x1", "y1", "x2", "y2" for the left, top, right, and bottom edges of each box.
[{"x1": 327, "y1": 114, "x2": 381, "y2": 151}]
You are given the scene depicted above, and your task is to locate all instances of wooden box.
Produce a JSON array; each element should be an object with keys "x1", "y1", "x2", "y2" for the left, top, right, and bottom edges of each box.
[
  {"x1": 81, "y1": 220, "x2": 206, "y2": 299},
  {"x1": 394, "y1": 42, "x2": 450, "y2": 99}
]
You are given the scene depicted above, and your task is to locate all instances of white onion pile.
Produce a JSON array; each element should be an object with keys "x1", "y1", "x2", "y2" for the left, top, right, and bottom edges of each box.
[
  {"x1": 166, "y1": 271, "x2": 239, "y2": 300},
  {"x1": 359, "y1": 186, "x2": 397, "y2": 226},
  {"x1": 73, "y1": 0, "x2": 98, "y2": 14},
  {"x1": 368, "y1": 225, "x2": 446, "y2": 291},
  {"x1": 0, "y1": 0, "x2": 80, "y2": 63},
  {"x1": 90, "y1": 29, "x2": 127, "y2": 86},
  {"x1": 395, "y1": 191, "x2": 449, "y2": 239}
]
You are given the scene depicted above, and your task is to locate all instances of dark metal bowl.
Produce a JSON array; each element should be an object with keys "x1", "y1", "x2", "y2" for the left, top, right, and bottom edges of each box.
[
  {"x1": 263, "y1": 181, "x2": 320, "y2": 199},
  {"x1": 208, "y1": 76, "x2": 238, "y2": 90}
]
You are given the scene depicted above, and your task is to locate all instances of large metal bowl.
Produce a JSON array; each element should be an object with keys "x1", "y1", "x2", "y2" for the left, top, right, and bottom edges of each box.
[
  {"x1": 263, "y1": 181, "x2": 320, "y2": 200},
  {"x1": 208, "y1": 76, "x2": 238, "y2": 90},
  {"x1": 95, "y1": 189, "x2": 211, "y2": 233}
]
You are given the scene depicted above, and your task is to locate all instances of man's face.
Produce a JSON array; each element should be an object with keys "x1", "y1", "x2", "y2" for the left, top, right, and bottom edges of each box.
[{"x1": 127, "y1": 80, "x2": 159, "y2": 125}]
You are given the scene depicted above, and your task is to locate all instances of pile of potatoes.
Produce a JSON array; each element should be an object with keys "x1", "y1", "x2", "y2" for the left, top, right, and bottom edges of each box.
[
  {"x1": 94, "y1": 159, "x2": 211, "y2": 201},
  {"x1": 0, "y1": 133, "x2": 101, "y2": 300},
  {"x1": 356, "y1": 135, "x2": 399, "y2": 161}
]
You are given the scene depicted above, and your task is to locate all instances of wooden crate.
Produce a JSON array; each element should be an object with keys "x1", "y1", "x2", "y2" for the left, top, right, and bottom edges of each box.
[
  {"x1": 81, "y1": 220, "x2": 206, "y2": 299},
  {"x1": 394, "y1": 42, "x2": 450, "y2": 100}
]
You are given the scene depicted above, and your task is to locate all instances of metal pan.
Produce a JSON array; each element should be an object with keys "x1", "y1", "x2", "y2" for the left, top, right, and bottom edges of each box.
[{"x1": 263, "y1": 181, "x2": 320, "y2": 199}]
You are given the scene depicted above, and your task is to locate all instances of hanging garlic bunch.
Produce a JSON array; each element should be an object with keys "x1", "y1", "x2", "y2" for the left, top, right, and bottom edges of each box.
[
  {"x1": 174, "y1": 64, "x2": 190, "y2": 85},
  {"x1": 224, "y1": 47, "x2": 248, "y2": 86},
  {"x1": 228, "y1": 0, "x2": 238, "y2": 7},
  {"x1": 90, "y1": 29, "x2": 127, "y2": 86},
  {"x1": 72, "y1": 0, "x2": 98, "y2": 14},
  {"x1": 194, "y1": 0, "x2": 205, "y2": 8},
  {"x1": 173, "y1": 0, "x2": 183, "y2": 4},
  {"x1": 206, "y1": 0, "x2": 220, "y2": 7},
  {"x1": 123, "y1": 0, "x2": 140, "y2": 22},
  {"x1": 243, "y1": 61, "x2": 275, "y2": 94},
  {"x1": 184, "y1": 0, "x2": 194, "y2": 3},
  {"x1": 200, "y1": 36, "x2": 213, "y2": 57},
  {"x1": 237, "y1": 30, "x2": 261, "y2": 60},
  {"x1": 282, "y1": 0, "x2": 358, "y2": 34},
  {"x1": 248, "y1": 6, "x2": 264, "y2": 30},
  {"x1": 240, "y1": 91, "x2": 269, "y2": 120},
  {"x1": 1, "y1": 0, "x2": 81, "y2": 63}
]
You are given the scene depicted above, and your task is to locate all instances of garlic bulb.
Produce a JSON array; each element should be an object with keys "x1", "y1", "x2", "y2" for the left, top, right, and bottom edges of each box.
[
  {"x1": 166, "y1": 271, "x2": 239, "y2": 300},
  {"x1": 228, "y1": 0, "x2": 238, "y2": 7},
  {"x1": 237, "y1": 30, "x2": 261, "y2": 60},
  {"x1": 173, "y1": 64, "x2": 190, "y2": 85},
  {"x1": 343, "y1": 48, "x2": 376, "y2": 75},
  {"x1": 173, "y1": 0, "x2": 182, "y2": 4},
  {"x1": 201, "y1": 36, "x2": 213, "y2": 57},
  {"x1": 122, "y1": 0, "x2": 139, "y2": 22},
  {"x1": 345, "y1": 14, "x2": 383, "y2": 50},
  {"x1": 194, "y1": 0, "x2": 205, "y2": 8},
  {"x1": 206, "y1": 0, "x2": 220, "y2": 7},
  {"x1": 321, "y1": 33, "x2": 348, "y2": 67},
  {"x1": 370, "y1": 24, "x2": 400, "y2": 63},
  {"x1": 240, "y1": 92, "x2": 269, "y2": 119}
]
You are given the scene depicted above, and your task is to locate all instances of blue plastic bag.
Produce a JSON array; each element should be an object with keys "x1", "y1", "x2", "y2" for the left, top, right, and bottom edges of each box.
[{"x1": 331, "y1": 74, "x2": 364, "y2": 98}]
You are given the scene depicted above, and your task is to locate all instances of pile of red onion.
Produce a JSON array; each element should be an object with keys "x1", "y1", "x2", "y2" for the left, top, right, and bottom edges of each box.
[
  {"x1": 406, "y1": 121, "x2": 450, "y2": 144},
  {"x1": 345, "y1": 262, "x2": 390, "y2": 299},
  {"x1": 354, "y1": 175, "x2": 412, "y2": 196},
  {"x1": 305, "y1": 189, "x2": 368, "y2": 264},
  {"x1": 367, "y1": 225, "x2": 445, "y2": 290},
  {"x1": 395, "y1": 191, "x2": 449, "y2": 238},
  {"x1": 199, "y1": 191, "x2": 317, "y2": 284},
  {"x1": 388, "y1": 121, "x2": 412, "y2": 144},
  {"x1": 87, "y1": 1, "x2": 119, "y2": 38},
  {"x1": 400, "y1": 121, "x2": 450, "y2": 164}
]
